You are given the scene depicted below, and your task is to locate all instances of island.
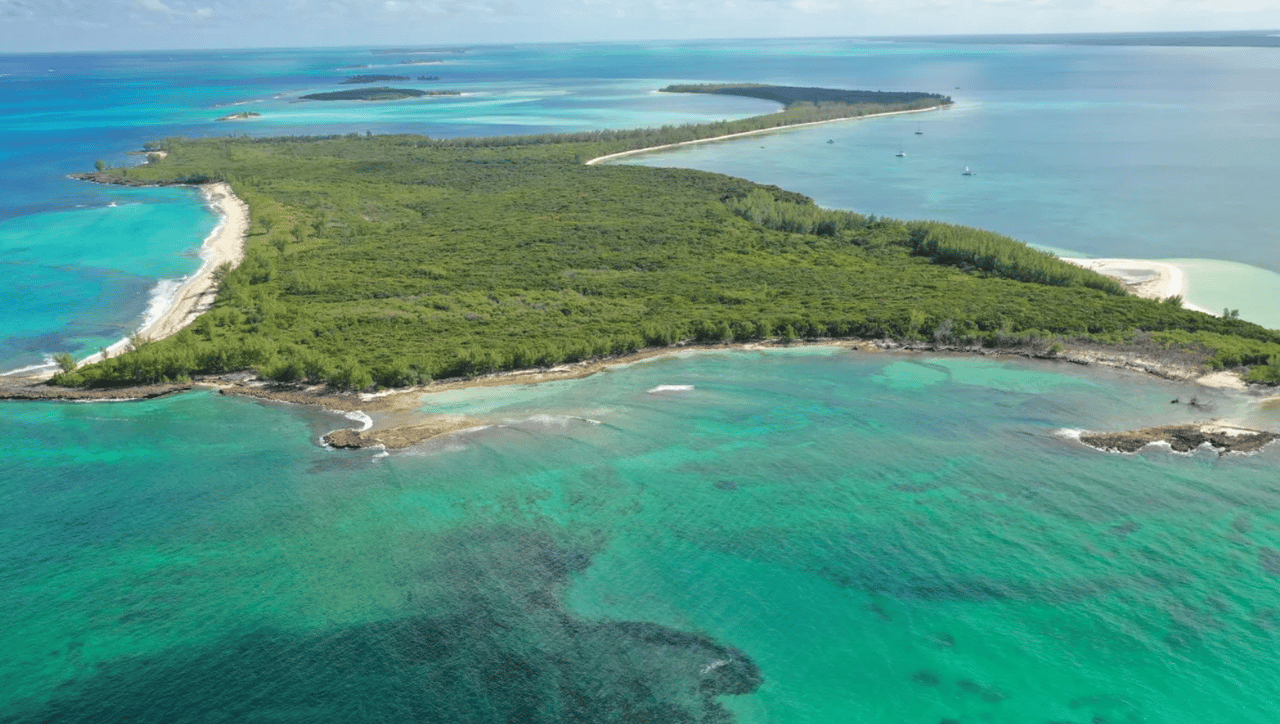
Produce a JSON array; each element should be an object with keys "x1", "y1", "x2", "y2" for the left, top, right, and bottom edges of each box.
[
  {"x1": 661, "y1": 83, "x2": 949, "y2": 108},
  {"x1": 298, "y1": 87, "x2": 460, "y2": 101},
  {"x1": 372, "y1": 48, "x2": 466, "y2": 55},
  {"x1": 215, "y1": 111, "x2": 261, "y2": 121},
  {"x1": 44, "y1": 85, "x2": 1280, "y2": 407},
  {"x1": 341, "y1": 74, "x2": 410, "y2": 84}
]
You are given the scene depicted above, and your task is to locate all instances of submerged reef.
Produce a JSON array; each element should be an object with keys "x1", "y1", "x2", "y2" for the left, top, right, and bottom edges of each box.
[{"x1": 9, "y1": 527, "x2": 760, "y2": 723}]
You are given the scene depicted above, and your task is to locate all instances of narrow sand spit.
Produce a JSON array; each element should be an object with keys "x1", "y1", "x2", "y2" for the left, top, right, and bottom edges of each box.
[
  {"x1": 79, "y1": 182, "x2": 248, "y2": 367},
  {"x1": 585, "y1": 105, "x2": 946, "y2": 166},
  {"x1": 1061, "y1": 257, "x2": 1212, "y2": 314}
]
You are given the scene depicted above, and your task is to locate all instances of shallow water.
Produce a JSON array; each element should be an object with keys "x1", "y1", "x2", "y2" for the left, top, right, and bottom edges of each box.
[
  {"x1": 2, "y1": 351, "x2": 1278, "y2": 721},
  {"x1": 0, "y1": 187, "x2": 216, "y2": 371},
  {"x1": 4, "y1": 39, "x2": 1280, "y2": 369},
  {"x1": 4, "y1": 38, "x2": 1280, "y2": 722}
]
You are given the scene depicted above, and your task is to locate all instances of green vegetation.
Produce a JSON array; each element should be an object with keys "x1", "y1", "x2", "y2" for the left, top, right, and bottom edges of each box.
[
  {"x1": 342, "y1": 75, "x2": 410, "y2": 84},
  {"x1": 662, "y1": 83, "x2": 949, "y2": 108},
  {"x1": 299, "y1": 87, "x2": 459, "y2": 101},
  {"x1": 725, "y1": 190, "x2": 1127, "y2": 294},
  {"x1": 51, "y1": 352, "x2": 77, "y2": 374},
  {"x1": 56, "y1": 88, "x2": 1280, "y2": 390}
]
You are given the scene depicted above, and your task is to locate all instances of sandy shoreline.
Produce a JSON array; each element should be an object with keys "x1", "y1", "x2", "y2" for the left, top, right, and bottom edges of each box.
[
  {"x1": 83, "y1": 182, "x2": 248, "y2": 367},
  {"x1": 6, "y1": 181, "x2": 249, "y2": 379},
  {"x1": 1061, "y1": 257, "x2": 1213, "y2": 314},
  {"x1": 584, "y1": 105, "x2": 946, "y2": 166}
]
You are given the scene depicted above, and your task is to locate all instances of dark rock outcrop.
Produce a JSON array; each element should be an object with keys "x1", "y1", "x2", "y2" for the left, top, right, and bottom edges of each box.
[{"x1": 1079, "y1": 423, "x2": 1277, "y2": 455}]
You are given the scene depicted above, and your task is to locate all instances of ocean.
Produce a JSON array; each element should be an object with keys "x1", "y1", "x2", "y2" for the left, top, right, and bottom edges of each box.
[{"x1": 2, "y1": 37, "x2": 1279, "y2": 722}]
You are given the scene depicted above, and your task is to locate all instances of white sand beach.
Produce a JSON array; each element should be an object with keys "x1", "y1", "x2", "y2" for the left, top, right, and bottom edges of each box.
[
  {"x1": 1061, "y1": 257, "x2": 1212, "y2": 314},
  {"x1": 78, "y1": 182, "x2": 248, "y2": 366},
  {"x1": 585, "y1": 105, "x2": 944, "y2": 166}
]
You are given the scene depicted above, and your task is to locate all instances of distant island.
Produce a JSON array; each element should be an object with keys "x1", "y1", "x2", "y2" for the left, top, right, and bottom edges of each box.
[
  {"x1": 661, "y1": 83, "x2": 949, "y2": 108},
  {"x1": 397, "y1": 60, "x2": 444, "y2": 66},
  {"x1": 51, "y1": 84, "x2": 1280, "y2": 394},
  {"x1": 372, "y1": 48, "x2": 466, "y2": 55},
  {"x1": 338, "y1": 63, "x2": 372, "y2": 69},
  {"x1": 342, "y1": 74, "x2": 410, "y2": 84},
  {"x1": 215, "y1": 111, "x2": 261, "y2": 121},
  {"x1": 896, "y1": 30, "x2": 1280, "y2": 49},
  {"x1": 299, "y1": 87, "x2": 461, "y2": 101}
]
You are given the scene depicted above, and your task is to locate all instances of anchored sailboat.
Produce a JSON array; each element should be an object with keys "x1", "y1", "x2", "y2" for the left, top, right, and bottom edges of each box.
[{"x1": 962, "y1": 164, "x2": 974, "y2": 176}]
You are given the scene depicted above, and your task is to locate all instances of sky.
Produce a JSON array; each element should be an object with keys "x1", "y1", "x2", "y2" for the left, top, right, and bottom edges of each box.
[{"x1": 0, "y1": 0, "x2": 1277, "y2": 52}]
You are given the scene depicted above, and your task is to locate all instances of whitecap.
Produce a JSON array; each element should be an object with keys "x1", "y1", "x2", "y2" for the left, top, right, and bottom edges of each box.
[
  {"x1": 139, "y1": 278, "x2": 185, "y2": 332},
  {"x1": 343, "y1": 410, "x2": 374, "y2": 432},
  {"x1": 648, "y1": 384, "x2": 694, "y2": 393},
  {"x1": 1, "y1": 356, "x2": 58, "y2": 376}
]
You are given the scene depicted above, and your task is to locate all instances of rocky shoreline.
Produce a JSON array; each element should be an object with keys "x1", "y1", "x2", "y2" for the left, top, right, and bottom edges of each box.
[
  {"x1": 6, "y1": 338, "x2": 1277, "y2": 454},
  {"x1": 0, "y1": 375, "x2": 194, "y2": 401},
  {"x1": 68, "y1": 171, "x2": 183, "y2": 187},
  {"x1": 1079, "y1": 423, "x2": 1278, "y2": 455}
]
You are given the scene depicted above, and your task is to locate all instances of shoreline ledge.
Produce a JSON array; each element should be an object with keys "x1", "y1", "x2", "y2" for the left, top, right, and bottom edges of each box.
[
  {"x1": 1078, "y1": 422, "x2": 1278, "y2": 456},
  {"x1": 206, "y1": 338, "x2": 1265, "y2": 452}
]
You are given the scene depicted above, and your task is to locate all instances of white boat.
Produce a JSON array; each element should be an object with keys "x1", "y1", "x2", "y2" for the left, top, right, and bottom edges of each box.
[
  {"x1": 962, "y1": 165, "x2": 974, "y2": 176},
  {"x1": 914, "y1": 124, "x2": 923, "y2": 135}
]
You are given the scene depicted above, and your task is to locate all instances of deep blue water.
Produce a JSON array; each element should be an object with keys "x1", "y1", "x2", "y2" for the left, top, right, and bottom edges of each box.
[{"x1": 3, "y1": 38, "x2": 1280, "y2": 723}]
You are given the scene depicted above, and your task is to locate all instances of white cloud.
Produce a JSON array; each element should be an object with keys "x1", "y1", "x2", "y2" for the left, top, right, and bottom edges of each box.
[{"x1": 3, "y1": 0, "x2": 1279, "y2": 51}]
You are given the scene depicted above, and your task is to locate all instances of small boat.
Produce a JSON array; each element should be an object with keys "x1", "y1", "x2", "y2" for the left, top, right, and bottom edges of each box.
[
  {"x1": 962, "y1": 165, "x2": 974, "y2": 176},
  {"x1": 827, "y1": 139, "x2": 834, "y2": 144},
  {"x1": 914, "y1": 124, "x2": 923, "y2": 136},
  {"x1": 895, "y1": 144, "x2": 906, "y2": 158}
]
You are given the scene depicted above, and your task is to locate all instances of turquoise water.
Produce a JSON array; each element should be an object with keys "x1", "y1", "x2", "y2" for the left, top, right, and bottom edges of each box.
[
  {"x1": 0, "y1": 187, "x2": 217, "y2": 371},
  {"x1": 4, "y1": 38, "x2": 1280, "y2": 721},
  {"x1": 4, "y1": 39, "x2": 1280, "y2": 370},
  {"x1": 3, "y1": 350, "x2": 1279, "y2": 721},
  {"x1": 615, "y1": 43, "x2": 1280, "y2": 329}
]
